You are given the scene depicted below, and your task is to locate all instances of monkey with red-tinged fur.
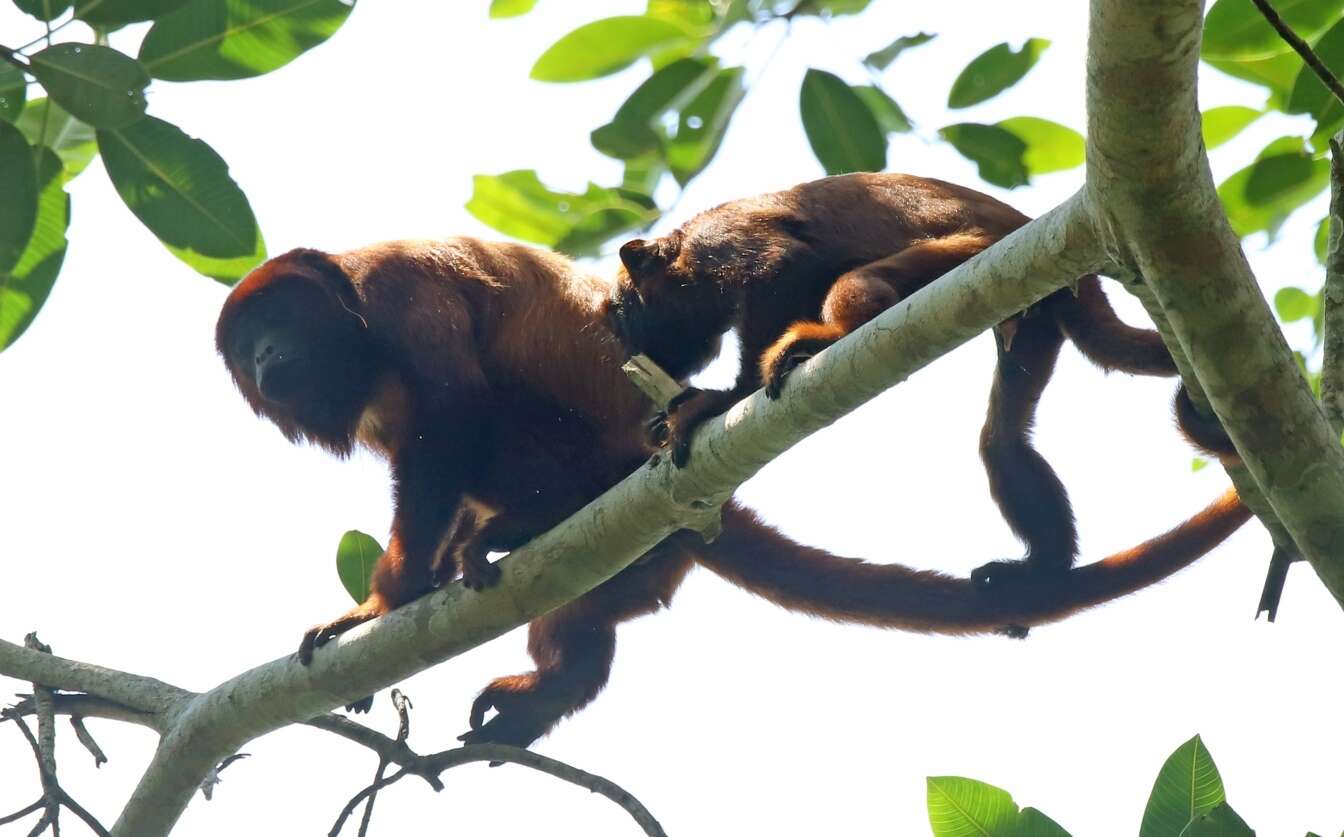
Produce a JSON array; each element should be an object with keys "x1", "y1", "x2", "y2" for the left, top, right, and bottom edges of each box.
[
  {"x1": 606, "y1": 172, "x2": 1242, "y2": 594},
  {"x1": 217, "y1": 237, "x2": 1249, "y2": 750}
]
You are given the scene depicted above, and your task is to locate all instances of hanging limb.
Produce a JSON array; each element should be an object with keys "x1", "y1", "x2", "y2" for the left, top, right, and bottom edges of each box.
[{"x1": 330, "y1": 742, "x2": 668, "y2": 837}]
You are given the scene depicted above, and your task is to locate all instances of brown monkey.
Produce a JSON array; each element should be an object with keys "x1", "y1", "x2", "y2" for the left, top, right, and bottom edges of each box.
[
  {"x1": 217, "y1": 238, "x2": 1248, "y2": 749},
  {"x1": 606, "y1": 172, "x2": 1237, "y2": 590}
]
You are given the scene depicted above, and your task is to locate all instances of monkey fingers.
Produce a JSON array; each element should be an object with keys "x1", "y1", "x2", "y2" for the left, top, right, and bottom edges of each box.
[
  {"x1": 457, "y1": 673, "x2": 558, "y2": 757},
  {"x1": 297, "y1": 600, "x2": 387, "y2": 665},
  {"x1": 658, "y1": 388, "x2": 742, "y2": 467},
  {"x1": 460, "y1": 552, "x2": 502, "y2": 591}
]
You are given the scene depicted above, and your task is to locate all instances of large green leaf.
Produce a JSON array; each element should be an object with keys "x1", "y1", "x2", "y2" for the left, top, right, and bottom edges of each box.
[
  {"x1": 489, "y1": 0, "x2": 537, "y2": 17},
  {"x1": 1218, "y1": 136, "x2": 1330, "y2": 237},
  {"x1": 1203, "y1": 51, "x2": 1304, "y2": 101},
  {"x1": 1202, "y1": 0, "x2": 1344, "y2": 60},
  {"x1": 13, "y1": 0, "x2": 74, "y2": 21},
  {"x1": 927, "y1": 777, "x2": 1019, "y2": 837},
  {"x1": 996, "y1": 116, "x2": 1084, "y2": 174},
  {"x1": 1015, "y1": 807, "x2": 1072, "y2": 837},
  {"x1": 0, "y1": 122, "x2": 38, "y2": 273},
  {"x1": 28, "y1": 44, "x2": 149, "y2": 129},
  {"x1": 0, "y1": 64, "x2": 26, "y2": 124},
  {"x1": 667, "y1": 66, "x2": 746, "y2": 184},
  {"x1": 466, "y1": 170, "x2": 658, "y2": 257},
  {"x1": 591, "y1": 56, "x2": 717, "y2": 159},
  {"x1": 853, "y1": 85, "x2": 912, "y2": 134},
  {"x1": 1139, "y1": 736, "x2": 1227, "y2": 837},
  {"x1": 1285, "y1": 19, "x2": 1344, "y2": 115},
  {"x1": 531, "y1": 16, "x2": 692, "y2": 83},
  {"x1": 864, "y1": 32, "x2": 935, "y2": 71},
  {"x1": 15, "y1": 98, "x2": 98, "y2": 179},
  {"x1": 947, "y1": 39, "x2": 1049, "y2": 109},
  {"x1": 1315, "y1": 216, "x2": 1330, "y2": 264},
  {"x1": 1274, "y1": 286, "x2": 1318, "y2": 322},
  {"x1": 1200, "y1": 106, "x2": 1262, "y2": 149},
  {"x1": 139, "y1": 0, "x2": 355, "y2": 82},
  {"x1": 75, "y1": 0, "x2": 191, "y2": 25},
  {"x1": 335, "y1": 530, "x2": 381, "y2": 604},
  {"x1": 939, "y1": 122, "x2": 1029, "y2": 188},
  {"x1": 1178, "y1": 802, "x2": 1254, "y2": 837},
  {"x1": 0, "y1": 147, "x2": 69, "y2": 351},
  {"x1": 799, "y1": 69, "x2": 886, "y2": 176},
  {"x1": 98, "y1": 116, "x2": 265, "y2": 282}
]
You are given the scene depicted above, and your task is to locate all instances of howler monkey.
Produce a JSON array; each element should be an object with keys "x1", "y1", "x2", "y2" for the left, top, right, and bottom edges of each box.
[
  {"x1": 217, "y1": 238, "x2": 1249, "y2": 749},
  {"x1": 606, "y1": 172, "x2": 1239, "y2": 590}
]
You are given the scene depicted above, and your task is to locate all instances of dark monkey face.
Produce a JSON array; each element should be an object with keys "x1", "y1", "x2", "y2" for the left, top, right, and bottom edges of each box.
[
  {"x1": 225, "y1": 282, "x2": 336, "y2": 404},
  {"x1": 603, "y1": 233, "x2": 728, "y2": 381}
]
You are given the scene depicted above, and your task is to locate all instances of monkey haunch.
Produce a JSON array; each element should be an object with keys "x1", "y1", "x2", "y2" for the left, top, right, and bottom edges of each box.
[{"x1": 217, "y1": 236, "x2": 1248, "y2": 749}]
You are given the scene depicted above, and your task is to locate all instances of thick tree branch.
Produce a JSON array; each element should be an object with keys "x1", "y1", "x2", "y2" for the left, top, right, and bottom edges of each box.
[
  {"x1": 0, "y1": 638, "x2": 191, "y2": 725},
  {"x1": 1322, "y1": 133, "x2": 1344, "y2": 434},
  {"x1": 108, "y1": 194, "x2": 1100, "y2": 836},
  {"x1": 1085, "y1": 0, "x2": 1344, "y2": 605}
]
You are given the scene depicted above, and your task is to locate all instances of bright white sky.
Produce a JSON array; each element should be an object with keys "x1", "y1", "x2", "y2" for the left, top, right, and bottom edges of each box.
[{"x1": 1, "y1": 2, "x2": 1341, "y2": 835}]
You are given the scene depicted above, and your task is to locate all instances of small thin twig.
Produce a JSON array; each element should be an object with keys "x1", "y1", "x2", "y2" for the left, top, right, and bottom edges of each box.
[
  {"x1": 1250, "y1": 0, "x2": 1344, "y2": 107},
  {"x1": 68, "y1": 718, "x2": 107, "y2": 768},
  {"x1": 354, "y1": 690, "x2": 412, "y2": 837},
  {"x1": 199, "y1": 753, "x2": 251, "y2": 801}
]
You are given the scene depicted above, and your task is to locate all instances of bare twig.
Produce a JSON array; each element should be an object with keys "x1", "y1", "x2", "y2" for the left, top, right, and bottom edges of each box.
[
  {"x1": 199, "y1": 754, "x2": 251, "y2": 801},
  {"x1": 352, "y1": 690, "x2": 412, "y2": 836},
  {"x1": 0, "y1": 800, "x2": 43, "y2": 827},
  {"x1": 69, "y1": 717, "x2": 107, "y2": 768},
  {"x1": 1249, "y1": 0, "x2": 1344, "y2": 109}
]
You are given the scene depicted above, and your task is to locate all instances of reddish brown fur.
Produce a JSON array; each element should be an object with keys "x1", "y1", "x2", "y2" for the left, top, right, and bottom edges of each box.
[
  {"x1": 218, "y1": 235, "x2": 1247, "y2": 749},
  {"x1": 608, "y1": 173, "x2": 1241, "y2": 587}
]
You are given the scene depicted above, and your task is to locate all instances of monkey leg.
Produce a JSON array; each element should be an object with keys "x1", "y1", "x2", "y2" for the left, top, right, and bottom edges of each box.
[
  {"x1": 1174, "y1": 386, "x2": 1240, "y2": 462},
  {"x1": 973, "y1": 313, "x2": 1077, "y2": 590},
  {"x1": 459, "y1": 546, "x2": 695, "y2": 750},
  {"x1": 1049, "y1": 276, "x2": 1177, "y2": 376},
  {"x1": 760, "y1": 233, "x2": 996, "y2": 399}
]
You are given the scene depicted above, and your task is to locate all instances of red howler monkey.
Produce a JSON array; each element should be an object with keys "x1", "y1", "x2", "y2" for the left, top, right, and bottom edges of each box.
[
  {"x1": 216, "y1": 238, "x2": 1249, "y2": 750},
  {"x1": 606, "y1": 172, "x2": 1240, "y2": 591}
]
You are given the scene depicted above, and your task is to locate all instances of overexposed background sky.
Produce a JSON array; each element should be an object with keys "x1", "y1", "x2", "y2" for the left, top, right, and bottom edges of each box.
[{"x1": 1, "y1": 1, "x2": 1340, "y2": 834}]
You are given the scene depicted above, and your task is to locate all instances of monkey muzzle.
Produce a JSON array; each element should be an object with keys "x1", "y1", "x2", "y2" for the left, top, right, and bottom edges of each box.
[{"x1": 603, "y1": 288, "x2": 647, "y2": 357}]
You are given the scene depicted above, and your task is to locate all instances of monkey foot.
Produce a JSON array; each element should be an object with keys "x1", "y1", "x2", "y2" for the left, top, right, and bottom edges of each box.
[
  {"x1": 461, "y1": 559, "x2": 502, "y2": 591},
  {"x1": 995, "y1": 625, "x2": 1030, "y2": 640},
  {"x1": 457, "y1": 675, "x2": 562, "y2": 759},
  {"x1": 346, "y1": 694, "x2": 375, "y2": 713},
  {"x1": 648, "y1": 387, "x2": 739, "y2": 467},
  {"x1": 297, "y1": 599, "x2": 387, "y2": 665},
  {"x1": 762, "y1": 337, "x2": 839, "y2": 399}
]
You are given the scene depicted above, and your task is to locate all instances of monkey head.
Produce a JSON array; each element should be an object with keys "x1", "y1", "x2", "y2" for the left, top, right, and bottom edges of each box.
[
  {"x1": 216, "y1": 249, "x2": 380, "y2": 455},
  {"x1": 604, "y1": 230, "x2": 730, "y2": 380}
]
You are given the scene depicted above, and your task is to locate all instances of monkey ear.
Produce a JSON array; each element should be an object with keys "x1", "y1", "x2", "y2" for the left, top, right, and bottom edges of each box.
[{"x1": 619, "y1": 238, "x2": 665, "y2": 275}]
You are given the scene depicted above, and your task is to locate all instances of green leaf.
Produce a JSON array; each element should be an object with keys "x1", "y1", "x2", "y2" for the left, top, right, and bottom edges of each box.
[
  {"x1": 0, "y1": 63, "x2": 26, "y2": 124},
  {"x1": 139, "y1": 0, "x2": 355, "y2": 82},
  {"x1": 1178, "y1": 802, "x2": 1254, "y2": 837},
  {"x1": 13, "y1": 0, "x2": 74, "y2": 21},
  {"x1": 28, "y1": 44, "x2": 149, "y2": 129},
  {"x1": 1140, "y1": 736, "x2": 1227, "y2": 837},
  {"x1": 853, "y1": 85, "x2": 912, "y2": 134},
  {"x1": 939, "y1": 122, "x2": 1029, "y2": 188},
  {"x1": 808, "y1": 0, "x2": 872, "y2": 15},
  {"x1": 98, "y1": 116, "x2": 265, "y2": 282},
  {"x1": 1274, "y1": 286, "x2": 1318, "y2": 322},
  {"x1": 335, "y1": 530, "x2": 382, "y2": 604},
  {"x1": 947, "y1": 39, "x2": 1050, "y2": 109},
  {"x1": 1315, "y1": 216, "x2": 1330, "y2": 264},
  {"x1": 1202, "y1": 0, "x2": 1344, "y2": 60},
  {"x1": 531, "y1": 16, "x2": 692, "y2": 83},
  {"x1": 996, "y1": 116, "x2": 1084, "y2": 175},
  {"x1": 1204, "y1": 51, "x2": 1304, "y2": 101},
  {"x1": 1285, "y1": 19, "x2": 1344, "y2": 115},
  {"x1": 927, "y1": 777, "x2": 1019, "y2": 837},
  {"x1": 489, "y1": 0, "x2": 537, "y2": 18},
  {"x1": 646, "y1": 0, "x2": 713, "y2": 28},
  {"x1": 864, "y1": 32, "x2": 935, "y2": 71},
  {"x1": 15, "y1": 98, "x2": 98, "y2": 179},
  {"x1": 1218, "y1": 137, "x2": 1330, "y2": 237},
  {"x1": 1192, "y1": 457, "x2": 1209, "y2": 472},
  {"x1": 0, "y1": 122, "x2": 39, "y2": 273},
  {"x1": 75, "y1": 0, "x2": 192, "y2": 26},
  {"x1": 667, "y1": 66, "x2": 746, "y2": 184},
  {"x1": 622, "y1": 153, "x2": 666, "y2": 194},
  {"x1": 799, "y1": 69, "x2": 886, "y2": 176},
  {"x1": 1014, "y1": 808, "x2": 1072, "y2": 837},
  {"x1": 466, "y1": 170, "x2": 658, "y2": 257},
  {"x1": 0, "y1": 147, "x2": 70, "y2": 351},
  {"x1": 1200, "y1": 106, "x2": 1262, "y2": 150},
  {"x1": 591, "y1": 57, "x2": 718, "y2": 159}
]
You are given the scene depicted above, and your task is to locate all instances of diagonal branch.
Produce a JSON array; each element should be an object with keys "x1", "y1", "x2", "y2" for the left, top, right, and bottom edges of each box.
[{"x1": 1249, "y1": 0, "x2": 1344, "y2": 108}]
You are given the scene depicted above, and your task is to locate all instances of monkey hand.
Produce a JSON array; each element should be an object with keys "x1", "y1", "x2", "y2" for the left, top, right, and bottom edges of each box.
[
  {"x1": 297, "y1": 596, "x2": 389, "y2": 665},
  {"x1": 760, "y1": 327, "x2": 842, "y2": 400},
  {"x1": 648, "y1": 387, "x2": 740, "y2": 467},
  {"x1": 459, "y1": 550, "x2": 503, "y2": 592},
  {"x1": 457, "y1": 672, "x2": 563, "y2": 757}
]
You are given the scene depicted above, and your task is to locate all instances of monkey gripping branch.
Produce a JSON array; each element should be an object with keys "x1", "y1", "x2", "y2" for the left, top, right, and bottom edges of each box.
[{"x1": 1, "y1": 0, "x2": 1342, "y2": 833}]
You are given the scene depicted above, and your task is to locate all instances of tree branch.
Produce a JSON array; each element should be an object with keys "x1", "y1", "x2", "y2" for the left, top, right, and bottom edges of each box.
[
  {"x1": 1249, "y1": 0, "x2": 1344, "y2": 108},
  {"x1": 0, "y1": 638, "x2": 191, "y2": 725},
  {"x1": 1322, "y1": 132, "x2": 1344, "y2": 435},
  {"x1": 1085, "y1": 0, "x2": 1344, "y2": 605}
]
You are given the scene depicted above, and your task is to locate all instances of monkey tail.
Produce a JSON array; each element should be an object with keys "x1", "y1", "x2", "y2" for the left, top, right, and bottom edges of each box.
[
  {"x1": 692, "y1": 490, "x2": 1249, "y2": 635},
  {"x1": 1048, "y1": 275, "x2": 1178, "y2": 376}
]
